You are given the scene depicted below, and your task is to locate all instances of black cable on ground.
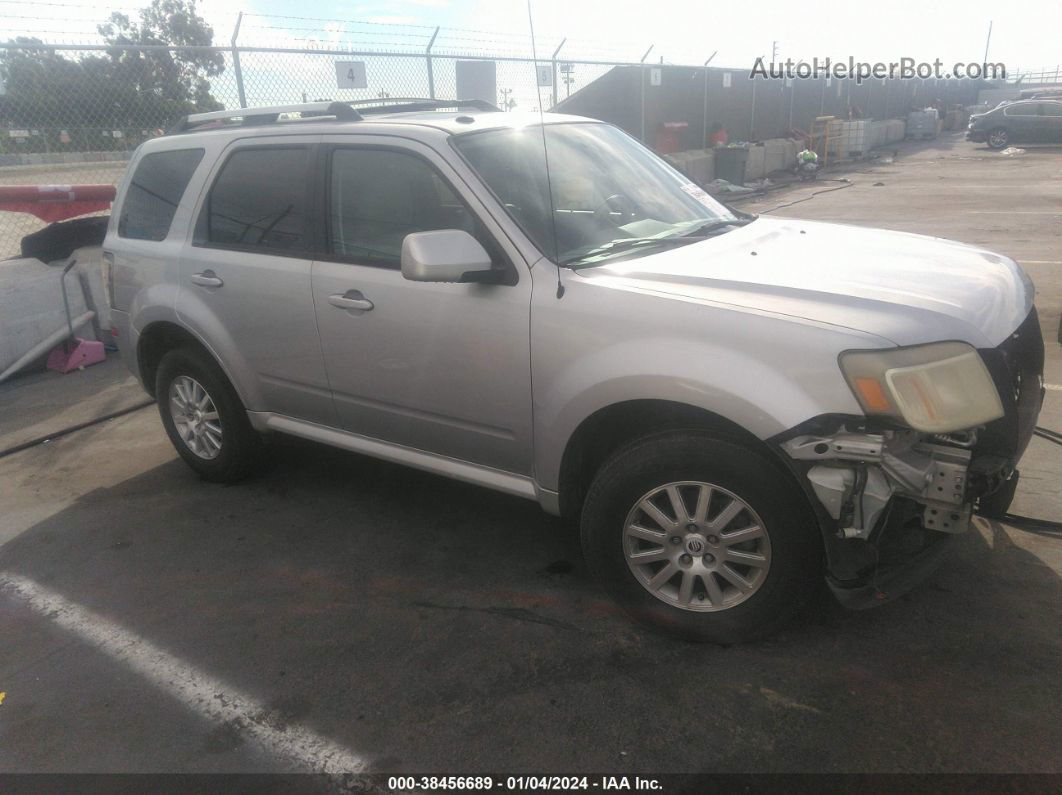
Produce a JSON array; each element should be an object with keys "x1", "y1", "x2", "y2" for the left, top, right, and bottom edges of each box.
[
  {"x1": 977, "y1": 426, "x2": 1062, "y2": 534},
  {"x1": 758, "y1": 181, "x2": 855, "y2": 214},
  {"x1": 1034, "y1": 426, "x2": 1062, "y2": 446},
  {"x1": 0, "y1": 399, "x2": 154, "y2": 460},
  {"x1": 996, "y1": 513, "x2": 1062, "y2": 537}
]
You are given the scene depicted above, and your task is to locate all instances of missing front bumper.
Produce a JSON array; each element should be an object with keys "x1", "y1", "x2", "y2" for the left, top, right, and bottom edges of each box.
[{"x1": 782, "y1": 430, "x2": 976, "y2": 540}]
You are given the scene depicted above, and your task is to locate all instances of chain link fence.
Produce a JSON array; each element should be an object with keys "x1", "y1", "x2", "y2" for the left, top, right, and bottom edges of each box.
[
  {"x1": 0, "y1": 34, "x2": 1000, "y2": 256},
  {"x1": 0, "y1": 40, "x2": 646, "y2": 255}
]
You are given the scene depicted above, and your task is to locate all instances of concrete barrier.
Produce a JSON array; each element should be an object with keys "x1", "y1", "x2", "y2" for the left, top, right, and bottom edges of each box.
[
  {"x1": 744, "y1": 145, "x2": 766, "y2": 180},
  {"x1": 665, "y1": 149, "x2": 715, "y2": 185},
  {"x1": 0, "y1": 150, "x2": 133, "y2": 168}
]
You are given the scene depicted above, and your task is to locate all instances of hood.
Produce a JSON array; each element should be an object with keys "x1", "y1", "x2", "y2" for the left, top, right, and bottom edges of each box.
[{"x1": 580, "y1": 217, "x2": 1032, "y2": 348}]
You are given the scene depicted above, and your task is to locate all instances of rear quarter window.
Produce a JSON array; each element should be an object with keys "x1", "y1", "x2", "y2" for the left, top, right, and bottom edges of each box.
[
  {"x1": 118, "y1": 148, "x2": 204, "y2": 241},
  {"x1": 1003, "y1": 103, "x2": 1039, "y2": 117}
]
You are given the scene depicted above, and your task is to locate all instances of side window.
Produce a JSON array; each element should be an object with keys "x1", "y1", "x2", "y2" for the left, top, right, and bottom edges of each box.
[
  {"x1": 204, "y1": 147, "x2": 310, "y2": 253},
  {"x1": 1004, "y1": 103, "x2": 1039, "y2": 117},
  {"x1": 118, "y1": 148, "x2": 204, "y2": 241},
  {"x1": 1042, "y1": 103, "x2": 1062, "y2": 117},
  {"x1": 328, "y1": 148, "x2": 488, "y2": 269}
]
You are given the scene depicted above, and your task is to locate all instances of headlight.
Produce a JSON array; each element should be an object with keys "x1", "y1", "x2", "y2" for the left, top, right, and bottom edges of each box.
[{"x1": 839, "y1": 341, "x2": 1003, "y2": 433}]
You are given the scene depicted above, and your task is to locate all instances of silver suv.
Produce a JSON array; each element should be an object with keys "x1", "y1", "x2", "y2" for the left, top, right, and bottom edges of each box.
[{"x1": 104, "y1": 99, "x2": 1044, "y2": 643}]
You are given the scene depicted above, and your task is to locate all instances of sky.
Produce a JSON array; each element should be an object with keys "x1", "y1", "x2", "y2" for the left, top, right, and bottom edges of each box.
[{"x1": 4, "y1": 0, "x2": 1061, "y2": 74}]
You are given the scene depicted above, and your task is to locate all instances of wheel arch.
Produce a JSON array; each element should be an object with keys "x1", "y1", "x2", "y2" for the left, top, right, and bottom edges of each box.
[
  {"x1": 137, "y1": 320, "x2": 249, "y2": 405},
  {"x1": 555, "y1": 399, "x2": 808, "y2": 521}
]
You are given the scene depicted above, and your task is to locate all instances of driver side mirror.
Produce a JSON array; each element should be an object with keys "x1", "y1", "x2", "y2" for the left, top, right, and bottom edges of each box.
[{"x1": 401, "y1": 230, "x2": 495, "y2": 283}]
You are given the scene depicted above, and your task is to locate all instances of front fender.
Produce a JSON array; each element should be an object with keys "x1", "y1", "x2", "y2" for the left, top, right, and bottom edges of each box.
[{"x1": 533, "y1": 336, "x2": 867, "y2": 490}]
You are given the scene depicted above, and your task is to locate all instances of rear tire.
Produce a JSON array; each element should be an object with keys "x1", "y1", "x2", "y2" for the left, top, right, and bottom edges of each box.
[
  {"x1": 580, "y1": 431, "x2": 821, "y2": 644},
  {"x1": 156, "y1": 346, "x2": 265, "y2": 483}
]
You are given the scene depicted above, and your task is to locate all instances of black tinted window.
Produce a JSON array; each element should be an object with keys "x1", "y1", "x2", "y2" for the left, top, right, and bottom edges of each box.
[
  {"x1": 1004, "y1": 103, "x2": 1040, "y2": 116},
  {"x1": 207, "y1": 147, "x2": 309, "y2": 252},
  {"x1": 329, "y1": 149, "x2": 477, "y2": 267},
  {"x1": 118, "y1": 148, "x2": 203, "y2": 241}
]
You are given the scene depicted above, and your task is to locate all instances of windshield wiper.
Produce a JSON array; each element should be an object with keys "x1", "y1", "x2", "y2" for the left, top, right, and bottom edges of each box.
[
  {"x1": 681, "y1": 218, "x2": 754, "y2": 237},
  {"x1": 561, "y1": 236, "x2": 703, "y2": 267}
]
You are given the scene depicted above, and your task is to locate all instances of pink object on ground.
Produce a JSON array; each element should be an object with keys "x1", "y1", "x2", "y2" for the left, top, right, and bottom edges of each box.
[{"x1": 46, "y1": 339, "x2": 107, "y2": 374}]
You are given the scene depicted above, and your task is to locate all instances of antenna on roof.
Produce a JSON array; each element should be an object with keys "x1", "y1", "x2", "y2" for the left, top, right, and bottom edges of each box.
[{"x1": 527, "y1": 0, "x2": 564, "y2": 299}]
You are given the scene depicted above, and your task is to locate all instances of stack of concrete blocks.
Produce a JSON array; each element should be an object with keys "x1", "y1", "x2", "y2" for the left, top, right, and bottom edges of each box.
[
  {"x1": 763, "y1": 139, "x2": 791, "y2": 174},
  {"x1": 744, "y1": 145, "x2": 766, "y2": 181},
  {"x1": 667, "y1": 139, "x2": 798, "y2": 184},
  {"x1": 665, "y1": 149, "x2": 715, "y2": 186},
  {"x1": 745, "y1": 139, "x2": 800, "y2": 180},
  {"x1": 783, "y1": 138, "x2": 801, "y2": 168},
  {"x1": 905, "y1": 109, "x2": 940, "y2": 139}
]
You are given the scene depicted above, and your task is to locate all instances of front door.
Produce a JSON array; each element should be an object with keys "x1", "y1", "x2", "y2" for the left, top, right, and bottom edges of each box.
[{"x1": 311, "y1": 139, "x2": 533, "y2": 474}]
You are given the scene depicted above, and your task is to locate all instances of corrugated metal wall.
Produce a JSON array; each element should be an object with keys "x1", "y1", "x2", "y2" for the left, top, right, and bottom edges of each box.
[{"x1": 555, "y1": 64, "x2": 986, "y2": 148}]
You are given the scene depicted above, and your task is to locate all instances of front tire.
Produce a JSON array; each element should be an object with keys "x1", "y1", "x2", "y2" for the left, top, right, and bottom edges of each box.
[
  {"x1": 987, "y1": 127, "x2": 1009, "y2": 149},
  {"x1": 156, "y1": 346, "x2": 265, "y2": 483},
  {"x1": 580, "y1": 431, "x2": 821, "y2": 643}
]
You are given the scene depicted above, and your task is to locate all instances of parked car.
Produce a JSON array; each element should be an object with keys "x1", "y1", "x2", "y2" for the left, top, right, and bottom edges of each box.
[
  {"x1": 104, "y1": 100, "x2": 1044, "y2": 643},
  {"x1": 967, "y1": 99, "x2": 1062, "y2": 148}
]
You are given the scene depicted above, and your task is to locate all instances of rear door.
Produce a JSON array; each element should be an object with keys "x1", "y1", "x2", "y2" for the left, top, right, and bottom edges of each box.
[
  {"x1": 177, "y1": 135, "x2": 334, "y2": 425},
  {"x1": 1040, "y1": 102, "x2": 1062, "y2": 142},
  {"x1": 310, "y1": 136, "x2": 533, "y2": 474},
  {"x1": 1003, "y1": 102, "x2": 1043, "y2": 142}
]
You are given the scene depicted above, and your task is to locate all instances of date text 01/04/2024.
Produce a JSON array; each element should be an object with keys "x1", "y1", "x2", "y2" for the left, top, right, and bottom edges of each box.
[{"x1": 385, "y1": 776, "x2": 663, "y2": 791}]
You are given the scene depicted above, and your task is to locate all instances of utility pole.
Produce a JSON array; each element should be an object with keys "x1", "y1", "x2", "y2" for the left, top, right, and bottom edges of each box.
[
  {"x1": 500, "y1": 87, "x2": 516, "y2": 110},
  {"x1": 771, "y1": 40, "x2": 779, "y2": 64},
  {"x1": 982, "y1": 21, "x2": 993, "y2": 65}
]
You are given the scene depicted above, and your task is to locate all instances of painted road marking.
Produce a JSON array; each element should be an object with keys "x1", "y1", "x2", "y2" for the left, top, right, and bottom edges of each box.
[
  {"x1": 1018, "y1": 261, "x2": 1062, "y2": 265},
  {"x1": 0, "y1": 572, "x2": 367, "y2": 774},
  {"x1": 1046, "y1": 384, "x2": 1062, "y2": 392},
  {"x1": 967, "y1": 211, "x2": 1062, "y2": 215}
]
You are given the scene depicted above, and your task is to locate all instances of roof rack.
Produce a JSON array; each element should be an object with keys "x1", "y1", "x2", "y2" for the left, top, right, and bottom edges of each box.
[{"x1": 170, "y1": 98, "x2": 500, "y2": 133}]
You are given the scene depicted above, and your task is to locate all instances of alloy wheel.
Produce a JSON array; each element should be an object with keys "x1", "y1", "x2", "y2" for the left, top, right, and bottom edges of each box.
[
  {"x1": 988, "y1": 129, "x2": 1008, "y2": 148},
  {"x1": 623, "y1": 481, "x2": 771, "y2": 612},
  {"x1": 169, "y1": 375, "x2": 223, "y2": 460}
]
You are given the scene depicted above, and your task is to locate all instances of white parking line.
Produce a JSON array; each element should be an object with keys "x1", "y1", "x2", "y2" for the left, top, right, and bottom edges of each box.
[
  {"x1": 1046, "y1": 383, "x2": 1062, "y2": 392},
  {"x1": 0, "y1": 572, "x2": 368, "y2": 774}
]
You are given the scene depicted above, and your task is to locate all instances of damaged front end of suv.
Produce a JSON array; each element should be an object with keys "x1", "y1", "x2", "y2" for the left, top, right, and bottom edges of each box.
[{"x1": 777, "y1": 309, "x2": 1045, "y2": 607}]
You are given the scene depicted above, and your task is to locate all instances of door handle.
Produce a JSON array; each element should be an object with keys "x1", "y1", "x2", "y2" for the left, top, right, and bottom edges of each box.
[
  {"x1": 190, "y1": 270, "x2": 224, "y2": 288},
  {"x1": 328, "y1": 290, "x2": 374, "y2": 312}
]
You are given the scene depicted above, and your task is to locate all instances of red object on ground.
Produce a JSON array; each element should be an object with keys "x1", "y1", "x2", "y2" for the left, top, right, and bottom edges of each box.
[
  {"x1": 709, "y1": 128, "x2": 729, "y2": 147},
  {"x1": 0, "y1": 184, "x2": 116, "y2": 223},
  {"x1": 655, "y1": 122, "x2": 688, "y2": 154}
]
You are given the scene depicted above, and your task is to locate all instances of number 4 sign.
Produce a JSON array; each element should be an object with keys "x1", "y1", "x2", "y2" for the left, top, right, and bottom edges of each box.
[{"x1": 335, "y1": 61, "x2": 368, "y2": 89}]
